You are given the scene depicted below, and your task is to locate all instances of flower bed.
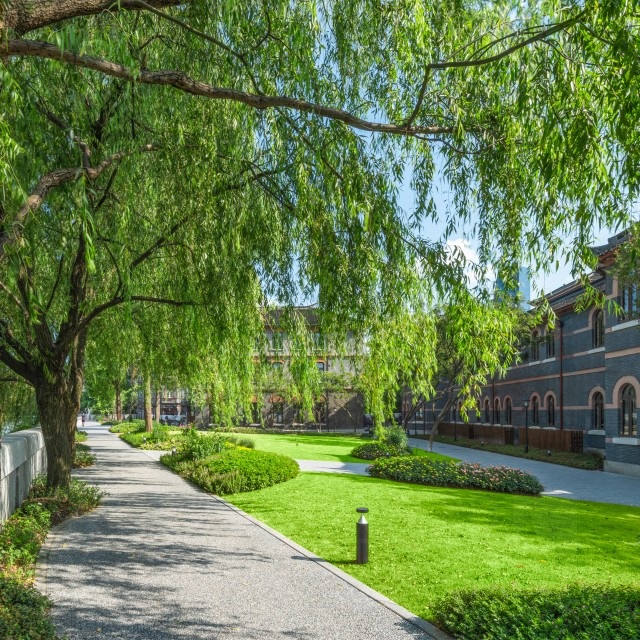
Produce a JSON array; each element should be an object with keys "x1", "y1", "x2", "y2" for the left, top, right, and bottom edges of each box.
[
  {"x1": 367, "y1": 457, "x2": 543, "y2": 495},
  {"x1": 351, "y1": 442, "x2": 412, "y2": 460}
]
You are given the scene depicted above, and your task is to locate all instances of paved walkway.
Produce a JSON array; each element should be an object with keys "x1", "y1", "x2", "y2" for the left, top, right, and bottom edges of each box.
[
  {"x1": 38, "y1": 424, "x2": 444, "y2": 640},
  {"x1": 409, "y1": 437, "x2": 640, "y2": 507}
]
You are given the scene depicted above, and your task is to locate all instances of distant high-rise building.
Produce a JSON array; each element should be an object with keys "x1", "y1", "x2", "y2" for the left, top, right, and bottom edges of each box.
[{"x1": 496, "y1": 267, "x2": 530, "y2": 309}]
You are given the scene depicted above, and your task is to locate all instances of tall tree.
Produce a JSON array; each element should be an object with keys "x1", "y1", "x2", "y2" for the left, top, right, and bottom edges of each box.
[{"x1": 0, "y1": 1, "x2": 639, "y2": 488}]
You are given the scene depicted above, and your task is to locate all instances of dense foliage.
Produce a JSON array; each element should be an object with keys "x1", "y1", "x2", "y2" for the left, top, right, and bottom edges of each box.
[
  {"x1": 351, "y1": 442, "x2": 413, "y2": 460},
  {"x1": 434, "y1": 584, "x2": 640, "y2": 640},
  {"x1": 162, "y1": 448, "x2": 299, "y2": 495},
  {"x1": 1, "y1": 1, "x2": 639, "y2": 488},
  {"x1": 368, "y1": 458, "x2": 543, "y2": 495},
  {"x1": 0, "y1": 477, "x2": 103, "y2": 639}
]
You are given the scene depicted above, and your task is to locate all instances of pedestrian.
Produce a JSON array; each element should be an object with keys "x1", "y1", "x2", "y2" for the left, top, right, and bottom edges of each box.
[{"x1": 81, "y1": 414, "x2": 85, "y2": 428}]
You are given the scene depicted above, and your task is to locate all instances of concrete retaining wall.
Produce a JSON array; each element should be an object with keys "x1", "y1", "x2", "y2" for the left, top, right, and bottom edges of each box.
[{"x1": 0, "y1": 428, "x2": 47, "y2": 525}]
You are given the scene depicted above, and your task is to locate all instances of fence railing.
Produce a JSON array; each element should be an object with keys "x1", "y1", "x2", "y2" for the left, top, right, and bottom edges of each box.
[
  {"x1": 0, "y1": 428, "x2": 47, "y2": 525},
  {"x1": 436, "y1": 422, "x2": 584, "y2": 453}
]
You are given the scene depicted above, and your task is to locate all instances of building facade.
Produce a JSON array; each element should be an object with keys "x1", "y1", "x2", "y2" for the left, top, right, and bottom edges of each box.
[{"x1": 434, "y1": 232, "x2": 640, "y2": 476}]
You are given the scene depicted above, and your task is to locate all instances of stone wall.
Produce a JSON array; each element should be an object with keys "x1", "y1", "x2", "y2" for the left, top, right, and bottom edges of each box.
[{"x1": 0, "y1": 428, "x2": 47, "y2": 525}]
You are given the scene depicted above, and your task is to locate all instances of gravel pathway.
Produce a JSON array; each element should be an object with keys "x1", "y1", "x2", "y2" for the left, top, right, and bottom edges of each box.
[{"x1": 38, "y1": 424, "x2": 445, "y2": 640}]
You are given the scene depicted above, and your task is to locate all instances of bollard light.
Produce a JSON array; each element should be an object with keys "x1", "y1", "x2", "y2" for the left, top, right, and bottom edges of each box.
[
  {"x1": 547, "y1": 449, "x2": 552, "y2": 456},
  {"x1": 171, "y1": 447, "x2": 177, "y2": 456},
  {"x1": 142, "y1": 436, "x2": 147, "y2": 444},
  {"x1": 356, "y1": 507, "x2": 369, "y2": 564}
]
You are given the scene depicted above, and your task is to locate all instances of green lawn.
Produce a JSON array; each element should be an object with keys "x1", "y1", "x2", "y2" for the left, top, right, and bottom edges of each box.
[
  {"x1": 241, "y1": 432, "x2": 453, "y2": 463},
  {"x1": 229, "y1": 473, "x2": 640, "y2": 621}
]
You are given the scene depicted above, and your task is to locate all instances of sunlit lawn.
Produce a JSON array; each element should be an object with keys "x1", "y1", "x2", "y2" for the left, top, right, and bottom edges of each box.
[
  {"x1": 229, "y1": 473, "x2": 640, "y2": 621},
  {"x1": 236, "y1": 432, "x2": 453, "y2": 463}
]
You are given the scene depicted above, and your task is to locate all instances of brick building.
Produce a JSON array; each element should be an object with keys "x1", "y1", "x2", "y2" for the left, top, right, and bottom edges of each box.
[{"x1": 432, "y1": 231, "x2": 640, "y2": 477}]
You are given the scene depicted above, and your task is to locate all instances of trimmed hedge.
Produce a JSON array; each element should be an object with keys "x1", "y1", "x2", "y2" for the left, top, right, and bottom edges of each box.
[
  {"x1": 434, "y1": 584, "x2": 640, "y2": 640},
  {"x1": 368, "y1": 457, "x2": 543, "y2": 495},
  {"x1": 351, "y1": 442, "x2": 412, "y2": 460},
  {"x1": 162, "y1": 448, "x2": 299, "y2": 495}
]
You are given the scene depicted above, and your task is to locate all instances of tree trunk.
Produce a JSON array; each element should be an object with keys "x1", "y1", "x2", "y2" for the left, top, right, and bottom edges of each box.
[
  {"x1": 35, "y1": 377, "x2": 79, "y2": 490},
  {"x1": 144, "y1": 374, "x2": 153, "y2": 433},
  {"x1": 155, "y1": 386, "x2": 161, "y2": 422},
  {"x1": 428, "y1": 393, "x2": 454, "y2": 452},
  {"x1": 115, "y1": 379, "x2": 122, "y2": 420}
]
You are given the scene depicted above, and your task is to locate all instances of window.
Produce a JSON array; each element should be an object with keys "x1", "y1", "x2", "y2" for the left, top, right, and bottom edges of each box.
[
  {"x1": 271, "y1": 361, "x2": 283, "y2": 371},
  {"x1": 546, "y1": 330, "x2": 555, "y2": 358},
  {"x1": 620, "y1": 385, "x2": 637, "y2": 436},
  {"x1": 547, "y1": 396, "x2": 555, "y2": 427},
  {"x1": 531, "y1": 331, "x2": 540, "y2": 361},
  {"x1": 314, "y1": 332, "x2": 327, "y2": 352},
  {"x1": 504, "y1": 398, "x2": 512, "y2": 425},
  {"x1": 532, "y1": 396, "x2": 539, "y2": 425},
  {"x1": 316, "y1": 361, "x2": 326, "y2": 373},
  {"x1": 484, "y1": 398, "x2": 490, "y2": 423},
  {"x1": 592, "y1": 310, "x2": 605, "y2": 347},
  {"x1": 593, "y1": 392, "x2": 604, "y2": 430},
  {"x1": 271, "y1": 331, "x2": 284, "y2": 352},
  {"x1": 494, "y1": 398, "x2": 500, "y2": 425},
  {"x1": 272, "y1": 402, "x2": 284, "y2": 425},
  {"x1": 622, "y1": 285, "x2": 638, "y2": 317}
]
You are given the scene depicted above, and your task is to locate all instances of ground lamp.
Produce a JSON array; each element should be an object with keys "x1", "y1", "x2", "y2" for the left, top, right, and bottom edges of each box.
[
  {"x1": 356, "y1": 508, "x2": 369, "y2": 564},
  {"x1": 523, "y1": 399, "x2": 530, "y2": 453}
]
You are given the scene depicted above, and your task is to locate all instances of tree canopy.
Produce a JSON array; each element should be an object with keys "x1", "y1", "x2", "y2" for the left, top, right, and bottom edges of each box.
[{"x1": 0, "y1": 0, "x2": 638, "y2": 486}]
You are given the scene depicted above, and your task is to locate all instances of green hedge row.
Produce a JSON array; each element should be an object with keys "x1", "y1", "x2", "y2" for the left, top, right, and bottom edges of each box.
[
  {"x1": 351, "y1": 442, "x2": 412, "y2": 460},
  {"x1": 162, "y1": 448, "x2": 298, "y2": 495},
  {"x1": 368, "y1": 457, "x2": 543, "y2": 495},
  {"x1": 434, "y1": 584, "x2": 640, "y2": 639}
]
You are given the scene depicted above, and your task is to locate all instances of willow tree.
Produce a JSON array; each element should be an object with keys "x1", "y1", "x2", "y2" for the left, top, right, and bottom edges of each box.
[{"x1": 0, "y1": 1, "x2": 639, "y2": 488}]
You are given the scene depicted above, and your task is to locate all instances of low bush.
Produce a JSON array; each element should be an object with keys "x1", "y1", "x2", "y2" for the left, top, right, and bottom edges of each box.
[
  {"x1": 368, "y1": 457, "x2": 543, "y2": 495},
  {"x1": 181, "y1": 429, "x2": 230, "y2": 460},
  {"x1": 75, "y1": 430, "x2": 88, "y2": 442},
  {"x1": 108, "y1": 421, "x2": 146, "y2": 434},
  {"x1": 351, "y1": 442, "x2": 412, "y2": 460},
  {"x1": 0, "y1": 576, "x2": 58, "y2": 640},
  {"x1": 0, "y1": 477, "x2": 103, "y2": 639},
  {"x1": 222, "y1": 434, "x2": 255, "y2": 449},
  {"x1": 73, "y1": 444, "x2": 96, "y2": 468},
  {"x1": 161, "y1": 448, "x2": 299, "y2": 495},
  {"x1": 434, "y1": 583, "x2": 640, "y2": 640},
  {"x1": 382, "y1": 424, "x2": 409, "y2": 449}
]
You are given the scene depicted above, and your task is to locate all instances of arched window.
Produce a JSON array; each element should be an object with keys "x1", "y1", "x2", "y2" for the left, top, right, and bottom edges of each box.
[
  {"x1": 484, "y1": 398, "x2": 490, "y2": 423},
  {"x1": 504, "y1": 398, "x2": 512, "y2": 425},
  {"x1": 593, "y1": 310, "x2": 605, "y2": 348},
  {"x1": 593, "y1": 392, "x2": 604, "y2": 430},
  {"x1": 494, "y1": 398, "x2": 501, "y2": 425},
  {"x1": 620, "y1": 385, "x2": 637, "y2": 436},
  {"x1": 531, "y1": 331, "x2": 540, "y2": 361},
  {"x1": 546, "y1": 330, "x2": 555, "y2": 358},
  {"x1": 547, "y1": 396, "x2": 555, "y2": 427},
  {"x1": 532, "y1": 396, "x2": 540, "y2": 425}
]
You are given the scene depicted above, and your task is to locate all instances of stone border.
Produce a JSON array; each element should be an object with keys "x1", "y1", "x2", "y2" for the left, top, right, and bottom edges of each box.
[{"x1": 215, "y1": 494, "x2": 453, "y2": 640}]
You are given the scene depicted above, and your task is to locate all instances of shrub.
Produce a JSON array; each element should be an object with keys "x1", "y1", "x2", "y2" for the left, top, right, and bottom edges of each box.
[
  {"x1": 223, "y1": 434, "x2": 256, "y2": 449},
  {"x1": 351, "y1": 442, "x2": 412, "y2": 460},
  {"x1": 151, "y1": 424, "x2": 171, "y2": 443},
  {"x1": 382, "y1": 424, "x2": 409, "y2": 449},
  {"x1": 433, "y1": 583, "x2": 640, "y2": 640},
  {"x1": 108, "y1": 421, "x2": 145, "y2": 434},
  {"x1": 0, "y1": 577, "x2": 58, "y2": 640},
  {"x1": 73, "y1": 444, "x2": 96, "y2": 468},
  {"x1": 368, "y1": 458, "x2": 543, "y2": 495},
  {"x1": 75, "y1": 430, "x2": 88, "y2": 442},
  {"x1": 181, "y1": 429, "x2": 229, "y2": 460},
  {"x1": 162, "y1": 448, "x2": 299, "y2": 495},
  {"x1": 27, "y1": 477, "x2": 104, "y2": 525}
]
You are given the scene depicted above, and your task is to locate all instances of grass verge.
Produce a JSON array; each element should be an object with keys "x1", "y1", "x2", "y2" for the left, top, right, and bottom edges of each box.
[
  {"x1": 229, "y1": 473, "x2": 640, "y2": 628},
  {"x1": 0, "y1": 477, "x2": 103, "y2": 639},
  {"x1": 419, "y1": 435, "x2": 604, "y2": 470}
]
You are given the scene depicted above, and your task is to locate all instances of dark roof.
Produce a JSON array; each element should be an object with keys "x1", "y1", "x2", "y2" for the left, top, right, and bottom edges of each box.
[
  {"x1": 589, "y1": 230, "x2": 629, "y2": 257},
  {"x1": 264, "y1": 305, "x2": 319, "y2": 328}
]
